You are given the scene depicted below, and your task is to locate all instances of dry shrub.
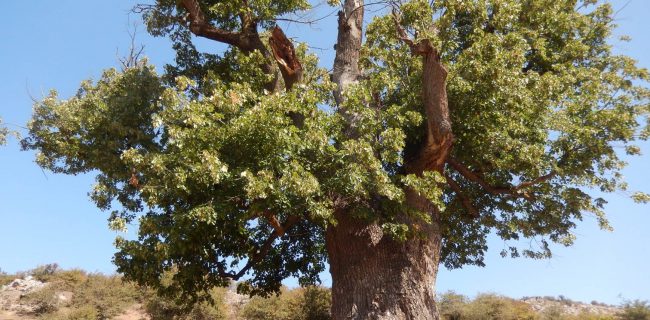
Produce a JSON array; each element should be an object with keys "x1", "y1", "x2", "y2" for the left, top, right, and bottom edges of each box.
[{"x1": 241, "y1": 286, "x2": 331, "y2": 320}]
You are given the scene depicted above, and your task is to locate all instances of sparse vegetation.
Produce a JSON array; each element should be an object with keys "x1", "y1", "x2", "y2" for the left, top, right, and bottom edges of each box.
[
  {"x1": 241, "y1": 286, "x2": 331, "y2": 320},
  {"x1": 438, "y1": 292, "x2": 537, "y2": 320},
  {"x1": 0, "y1": 268, "x2": 13, "y2": 286},
  {"x1": 618, "y1": 300, "x2": 650, "y2": 320},
  {"x1": 18, "y1": 268, "x2": 142, "y2": 319},
  {"x1": 2, "y1": 265, "x2": 649, "y2": 319},
  {"x1": 437, "y1": 292, "x2": 624, "y2": 320}
]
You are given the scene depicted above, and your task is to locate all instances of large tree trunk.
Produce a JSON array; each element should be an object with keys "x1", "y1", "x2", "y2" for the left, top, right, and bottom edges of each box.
[
  {"x1": 327, "y1": 0, "x2": 452, "y2": 318},
  {"x1": 326, "y1": 189, "x2": 442, "y2": 319}
]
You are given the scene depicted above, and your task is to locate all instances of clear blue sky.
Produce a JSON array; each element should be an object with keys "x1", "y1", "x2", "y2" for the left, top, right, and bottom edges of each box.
[{"x1": 1, "y1": 0, "x2": 648, "y2": 305}]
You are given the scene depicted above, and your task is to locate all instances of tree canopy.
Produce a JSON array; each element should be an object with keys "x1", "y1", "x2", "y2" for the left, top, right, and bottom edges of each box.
[{"x1": 21, "y1": 0, "x2": 650, "y2": 303}]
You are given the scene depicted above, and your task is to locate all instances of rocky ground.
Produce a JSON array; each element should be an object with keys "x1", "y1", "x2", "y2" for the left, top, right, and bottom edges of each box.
[
  {"x1": 522, "y1": 296, "x2": 620, "y2": 316},
  {"x1": 1, "y1": 277, "x2": 43, "y2": 319},
  {"x1": 0, "y1": 277, "x2": 147, "y2": 320},
  {"x1": 1, "y1": 275, "x2": 624, "y2": 319}
]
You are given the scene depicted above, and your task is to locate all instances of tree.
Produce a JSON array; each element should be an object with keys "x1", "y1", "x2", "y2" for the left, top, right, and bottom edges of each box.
[{"x1": 21, "y1": 0, "x2": 650, "y2": 319}]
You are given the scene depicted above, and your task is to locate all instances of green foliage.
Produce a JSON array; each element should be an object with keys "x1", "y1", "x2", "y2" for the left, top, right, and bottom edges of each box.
[
  {"x1": 618, "y1": 300, "x2": 650, "y2": 320},
  {"x1": 365, "y1": 0, "x2": 650, "y2": 268},
  {"x1": 22, "y1": 0, "x2": 650, "y2": 303},
  {"x1": 241, "y1": 286, "x2": 331, "y2": 320},
  {"x1": 140, "y1": 0, "x2": 310, "y2": 87}
]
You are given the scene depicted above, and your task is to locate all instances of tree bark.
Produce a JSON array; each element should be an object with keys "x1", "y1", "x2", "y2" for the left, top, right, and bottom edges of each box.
[
  {"x1": 332, "y1": 0, "x2": 364, "y2": 106},
  {"x1": 326, "y1": 190, "x2": 442, "y2": 319}
]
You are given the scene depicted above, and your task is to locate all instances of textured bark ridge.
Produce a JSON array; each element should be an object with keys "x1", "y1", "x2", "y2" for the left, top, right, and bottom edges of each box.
[
  {"x1": 326, "y1": 200, "x2": 442, "y2": 320},
  {"x1": 269, "y1": 26, "x2": 303, "y2": 90},
  {"x1": 394, "y1": 22, "x2": 454, "y2": 174},
  {"x1": 332, "y1": 0, "x2": 364, "y2": 106}
]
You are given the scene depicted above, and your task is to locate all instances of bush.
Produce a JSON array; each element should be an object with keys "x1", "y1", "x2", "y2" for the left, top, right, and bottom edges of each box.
[
  {"x1": 21, "y1": 284, "x2": 62, "y2": 315},
  {"x1": 28, "y1": 263, "x2": 60, "y2": 282},
  {"x1": 46, "y1": 305, "x2": 99, "y2": 320},
  {"x1": 241, "y1": 286, "x2": 331, "y2": 320},
  {"x1": 618, "y1": 300, "x2": 650, "y2": 320},
  {"x1": 70, "y1": 273, "x2": 142, "y2": 319},
  {"x1": 438, "y1": 292, "x2": 538, "y2": 320},
  {"x1": 143, "y1": 287, "x2": 227, "y2": 320},
  {"x1": 0, "y1": 268, "x2": 14, "y2": 286},
  {"x1": 298, "y1": 286, "x2": 331, "y2": 320},
  {"x1": 438, "y1": 291, "x2": 469, "y2": 320},
  {"x1": 20, "y1": 268, "x2": 141, "y2": 319},
  {"x1": 464, "y1": 293, "x2": 537, "y2": 320},
  {"x1": 139, "y1": 269, "x2": 228, "y2": 320}
]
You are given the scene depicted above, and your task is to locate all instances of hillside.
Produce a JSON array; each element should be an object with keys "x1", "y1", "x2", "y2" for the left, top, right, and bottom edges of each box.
[{"x1": 1, "y1": 265, "x2": 649, "y2": 319}]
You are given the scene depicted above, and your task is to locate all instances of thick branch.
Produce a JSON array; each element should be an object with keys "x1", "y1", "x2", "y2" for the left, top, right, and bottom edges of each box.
[
  {"x1": 180, "y1": 0, "x2": 243, "y2": 47},
  {"x1": 393, "y1": 14, "x2": 453, "y2": 174},
  {"x1": 219, "y1": 215, "x2": 301, "y2": 280},
  {"x1": 447, "y1": 157, "x2": 555, "y2": 201},
  {"x1": 179, "y1": 0, "x2": 280, "y2": 92},
  {"x1": 332, "y1": 0, "x2": 364, "y2": 106},
  {"x1": 269, "y1": 26, "x2": 303, "y2": 90},
  {"x1": 445, "y1": 174, "x2": 479, "y2": 218}
]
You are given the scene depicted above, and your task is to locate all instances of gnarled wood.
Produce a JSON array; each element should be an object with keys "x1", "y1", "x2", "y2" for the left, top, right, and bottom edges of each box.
[
  {"x1": 180, "y1": 0, "x2": 244, "y2": 47},
  {"x1": 269, "y1": 26, "x2": 303, "y2": 90},
  {"x1": 178, "y1": 0, "x2": 280, "y2": 92},
  {"x1": 393, "y1": 19, "x2": 454, "y2": 174}
]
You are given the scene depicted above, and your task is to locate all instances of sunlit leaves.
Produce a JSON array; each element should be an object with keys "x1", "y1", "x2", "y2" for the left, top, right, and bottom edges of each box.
[
  {"x1": 22, "y1": 0, "x2": 650, "y2": 300},
  {"x1": 363, "y1": 0, "x2": 649, "y2": 266}
]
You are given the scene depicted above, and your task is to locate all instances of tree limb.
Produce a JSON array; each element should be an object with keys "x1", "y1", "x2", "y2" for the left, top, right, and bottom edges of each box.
[
  {"x1": 220, "y1": 215, "x2": 301, "y2": 280},
  {"x1": 179, "y1": 0, "x2": 244, "y2": 47},
  {"x1": 392, "y1": 11, "x2": 453, "y2": 174},
  {"x1": 445, "y1": 174, "x2": 479, "y2": 218},
  {"x1": 269, "y1": 26, "x2": 303, "y2": 90},
  {"x1": 446, "y1": 157, "x2": 555, "y2": 201}
]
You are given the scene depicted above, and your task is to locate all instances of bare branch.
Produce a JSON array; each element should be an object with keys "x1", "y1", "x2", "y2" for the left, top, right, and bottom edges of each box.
[{"x1": 118, "y1": 23, "x2": 145, "y2": 70}]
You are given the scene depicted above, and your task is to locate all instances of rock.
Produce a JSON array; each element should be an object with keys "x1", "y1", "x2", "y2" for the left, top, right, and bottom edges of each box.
[
  {"x1": 2, "y1": 277, "x2": 46, "y2": 293},
  {"x1": 521, "y1": 296, "x2": 620, "y2": 316},
  {"x1": 0, "y1": 277, "x2": 47, "y2": 314}
]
